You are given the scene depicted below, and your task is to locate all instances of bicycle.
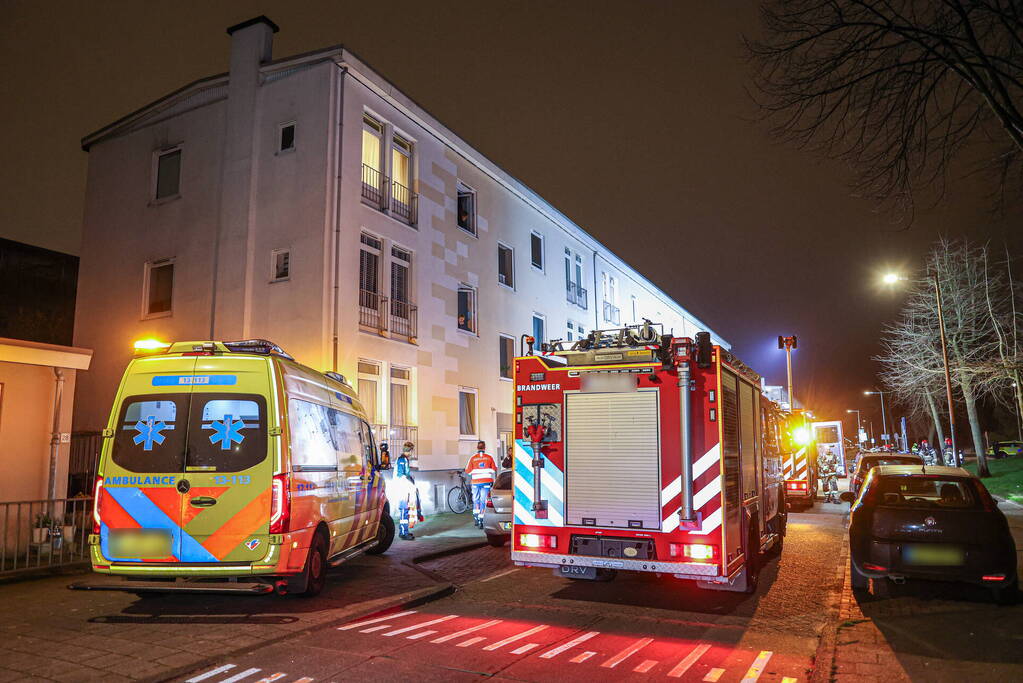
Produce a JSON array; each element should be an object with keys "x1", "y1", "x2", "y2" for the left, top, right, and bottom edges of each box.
[{"x1": 447, "y1": 470, "x2": 471, "y2": 514}]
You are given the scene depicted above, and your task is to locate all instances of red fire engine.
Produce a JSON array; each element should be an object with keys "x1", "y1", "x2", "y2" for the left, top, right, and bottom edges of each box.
[
  {"x1": 511, "y1": 323, "x2": 787, "y2": 593},
  {"x1": 780, "y1": 411, "x2": 817, "y2": 509}
]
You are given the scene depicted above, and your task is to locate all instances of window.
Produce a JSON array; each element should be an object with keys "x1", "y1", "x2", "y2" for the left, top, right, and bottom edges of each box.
[
  {"x1": 155, "y1": 148, "x2": 181, "y2": 200},
  {"x1": 391, "y1": 246, "x2": 411, "y2": 306},
  {"x1": 357, "y1": 361, "x2": 381, "y2": 423},
  {"x1": 144, "y1": 260, "x2": 174, "y2": 317},
  {"x1": 530, "y1": 232, "x2": 544, "y2": 270},
  {"x1": 271, "y1": 249, "x2": 290, "y2": 282},
  {"x1": 497, "y1": 243, "x2": 514, "y2": 288},
  {"x1": 288, "y1": 399, "x2": 339, "y2": 470},
  {"x1": 359, "y1": 233, "x2": 381, "y2": 307},
  {"x1": 566, "y1": 321, "x2": 573, "y2": 342},
  {"x1": 392, "y1": 134, "x2": 412, "y2": 191},
  {"x1": 499, "y1": 335, "x2": 514, "y2": 379},
  {"x1": 602, "y1": 272, "x2": 620, "y2": 323},
  {"x1": 532, "y1": 314, "x2": 545, "y2": 345},
  {"x1": 278, "y1": 122, "x2": 296, "y2": 152},
  {"x1": 631, "y1": 295, "x2": 638, "y2": 323},
  {"x1": 390, "y1": 366, "x2": 411, "y2": 426},
  {"x1": 457, "y1": 182, "x2": 476, "y2": 235},
  {"x1": 457, "y1": 285, "x2": 477, "y2": 333},
  {"x1": 362, "y1": 115, "x2": 384, "y2": 202},
  {"x1": 459, "y1": 388, "x2": 478, "y2": 438},
  {"x1": 564, "y1": 248, "x2": 586, "y2": 309}
]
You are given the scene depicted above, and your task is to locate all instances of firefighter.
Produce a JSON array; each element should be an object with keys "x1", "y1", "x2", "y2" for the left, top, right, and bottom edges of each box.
[
  {"x1": 819, "y1": 447, "x2": 840, "y2": 503},
  {"x1": 465, "y1": 441, "x2": 497, "y2": 529},
  {"x1": 394, "y1": 442, "x2": 421, "y2": 540}
]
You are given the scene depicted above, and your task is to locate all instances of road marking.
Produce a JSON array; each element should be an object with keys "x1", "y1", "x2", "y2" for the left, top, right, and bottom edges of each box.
[
  {"x1": 781, "y1": 678, "x2": 798, "y2": 683},
  {"x1": 570, "y1": 651, "x2": 597, "y2": 663},
  {"x1": 292, "y1": 679, "x2": 314, "y2": 683},
  {"x1": 457, "y1": 636, "x2": 486, "y2": 647},
  {"x1": 480, "y1": 568, "x2": 520, "y2": 582},
  {"x1": 253, "y1": 674, "x2": 286, "y2": 683},
  {"x1": 602, "y1": 637, "x2": 654, "y2": 668},
  {"x1": 359, "y1": 625, "x2": 391, "y2": 633},
  {"x1": 634, "y1": 659, "x2": 658, "y2": 673},
  {"x1": 668, "y1": 643, "x2": 711, "y2": 678},
  {"x1": 407, "y1": 630, "x2": 437, "y2": 640},
  {"x1": 431, "y1": 619, "x2": 503, "y2": 643},
  {"x1": 511, "y1": 643, "x2": 541, "y2": 655},
  {"x1": 339, "y1": 610, "x2": 416, "y2": 630},
  {"x1": 219, "y1": 668, "x2": 262, "y2": 683},
  {"x1": 703, "y1": 668, "x2": 725, "y2": 682},
  {"x1": 741, "y1": 650, "x2": 773, "y2": 682},
  {"x1": 187, "y1": 665, "x2": 236, "y2": 683},
  {"x1": 539, "y1": 631, "x2": 600, "y2": 659},
  {"x1": 382, "y1": 615, "x2": 456, "y2": 636},
  {"x1": 483, "y1": 625, "x2": 549, "y2": 651}
]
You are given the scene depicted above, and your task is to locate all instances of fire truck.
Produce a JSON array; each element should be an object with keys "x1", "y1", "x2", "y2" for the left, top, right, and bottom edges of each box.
[
  {"x1": 780, "y1": 411, "x2": 817, "y2": 509},
  {"x1": 511, "y1": 323, "x2": 787, "y2": 593}
]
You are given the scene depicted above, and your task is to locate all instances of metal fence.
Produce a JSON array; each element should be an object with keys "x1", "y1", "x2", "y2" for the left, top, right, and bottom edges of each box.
[
  {"x1": 390, "y1": 179, "x2": 418, "y2": 226},
  {"x1": 68, "y1": 431, "x2": 102, "y2": 497},
  {"x1": 361, "y1": 164, "x2": 386, "y2": 207},
  {"x1": 372, "y1": 424, "x2": 418, "y2": 453},
  {"x1": 566, "y1": 281, "x2": 588, "y2": 309},
  {"x1": 390, "y1": 299, "x2": 418, "y2": 340},
  {"x1": 1, "y1": 497, "x2": 93, "y2": 575},
  {"x1": 359, "y1": 289, "x2": 387, "y2": 333}
]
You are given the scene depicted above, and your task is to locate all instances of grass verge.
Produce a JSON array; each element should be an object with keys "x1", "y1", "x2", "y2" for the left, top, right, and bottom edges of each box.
[{"x1": 965, "y1": 455, "x2": 1023, "y2": 504}]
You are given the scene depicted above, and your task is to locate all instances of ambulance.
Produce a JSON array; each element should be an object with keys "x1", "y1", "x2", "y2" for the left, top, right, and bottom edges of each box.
[
  {"x1": 77, "y1": 339, "x2": 393, "y2": 597},
  {"x1": 511, "y1": 324, "x2": 787, "y2": 593}
]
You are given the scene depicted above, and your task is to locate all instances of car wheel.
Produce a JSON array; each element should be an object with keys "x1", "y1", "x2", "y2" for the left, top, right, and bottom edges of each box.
[
  {"x1": 996, "y1": 450, "x2": 1008, "y2": 459},
  {"x1": 486, "y1": 533, "x2": 507, "y2": 547},
  {"x1": 365, "y1": 513, "x2": 395, "y2": 555},
  {"x1": 992, "y1": 578, "x2": 1019, "y2": 606},
  {"x1": 849, "y1": 557, "x2": 868, "y2": 591},
  {"x1": 300, "y1": 531, "x2": 328, "y2": 598}
]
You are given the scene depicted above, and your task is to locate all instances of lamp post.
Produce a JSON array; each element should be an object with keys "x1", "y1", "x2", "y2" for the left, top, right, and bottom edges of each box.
[
  {"x1": 883, "y1": 271, "x2": 959, "y2": 464},
  {"x1": 778, "y1": 335, "x2": 798, "y2": 410},
  {"x1": 865, "y1": 390, "x2": 889, "y2": 449},
  {"x1": 847, "y1": 409, "x2": 863, "y2": 444}
]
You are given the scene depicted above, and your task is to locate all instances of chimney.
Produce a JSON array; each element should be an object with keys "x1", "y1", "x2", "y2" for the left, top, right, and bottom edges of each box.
[{"x1": 226, "y1": 15, "x2": 278, "y2": 79}]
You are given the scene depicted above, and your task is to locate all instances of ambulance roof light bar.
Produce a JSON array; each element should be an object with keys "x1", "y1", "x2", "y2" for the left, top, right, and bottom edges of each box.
[{"x1": 223, "y1": 339, "x2": 294, "y2": 360}]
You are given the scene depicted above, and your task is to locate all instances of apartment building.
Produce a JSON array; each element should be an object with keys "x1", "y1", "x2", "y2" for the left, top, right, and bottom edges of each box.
[{"x1": 73, "y1": 17, "x2": 727, "y2": 509}]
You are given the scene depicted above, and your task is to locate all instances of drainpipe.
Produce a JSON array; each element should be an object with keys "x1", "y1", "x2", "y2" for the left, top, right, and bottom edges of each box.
[
  {"x1": 592, "y1": 252, "x2": 600, "y2": 330},
  {"x1": 331, "y1": 66, "x2": 348, "y2": 371},
  {"x1": 677, "y1": 357, "x2": 694, "y2": 523},
  {"x1": 48, "y1": 368, "x2": 66, "y2": 501}
]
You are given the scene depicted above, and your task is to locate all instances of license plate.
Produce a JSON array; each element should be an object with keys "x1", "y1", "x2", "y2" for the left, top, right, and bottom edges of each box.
[
  {"x1": 109, "y1": 530, "x2": 172, "y2": 558},
  {"x1": 558, "y1": 565, "x2": 597, "y2": 580},
  {"x1": 903, "y1": 544, "x2": 964, "y2": 566},
  {"x1": 500, "y1": 522, "x2": 512, "y2": 531}
]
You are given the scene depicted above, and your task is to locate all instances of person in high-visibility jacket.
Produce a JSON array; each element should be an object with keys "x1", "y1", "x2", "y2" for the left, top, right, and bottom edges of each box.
[{"x1": 465, "y1": 441, "x2": 497, "y2": 529}]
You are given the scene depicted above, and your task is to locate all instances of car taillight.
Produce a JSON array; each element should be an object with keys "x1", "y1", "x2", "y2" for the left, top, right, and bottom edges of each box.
[
  {"x1": 519, "y1": 533, "x2": 556, "y2": 549},
  {"x1": 982, "y1": 574, "x2": 1007, "y2": 582},
  {"x1": 863, "y1": 562, "x2": 887, "y2": 572},
  {"x1": 486, "y1": 495, "x2": 495, "y2": 509},
  {"x1": 269, "y1": 474, "x2": 291, "y2": 533},
  {"x1": 92, "y1": 476, "x2": 104, "y2": 533},
  {"x1": 670, "y1": 543, "x2": 717, "y2": 562}
]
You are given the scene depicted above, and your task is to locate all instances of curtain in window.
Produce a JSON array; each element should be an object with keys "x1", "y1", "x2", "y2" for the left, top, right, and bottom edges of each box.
[
  {"x1": 392, "y1": 147, "x2": 410, "y2": 188},
  {"x1": 362, "y1": 129, "x2": 381, "y2": 171},
  {"x1": 459, "y1": 391, "x2": 476, "y2": 436},
  {"x1": 390, "y1": 382, "x2": 408, "y2": 426},
  {"x1": 358, "y1": 378, "x2": 378, "y2": 423}
]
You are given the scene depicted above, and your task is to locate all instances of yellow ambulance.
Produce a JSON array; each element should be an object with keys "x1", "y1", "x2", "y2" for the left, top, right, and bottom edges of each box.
[{"x1": 81, "y1": 339, "x2": 393, "y2": 597}]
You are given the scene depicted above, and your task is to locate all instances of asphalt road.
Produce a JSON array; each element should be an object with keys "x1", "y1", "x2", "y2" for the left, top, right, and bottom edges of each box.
[{"x1": 172, "y1": 505, "x2": 848, "y2": 682}]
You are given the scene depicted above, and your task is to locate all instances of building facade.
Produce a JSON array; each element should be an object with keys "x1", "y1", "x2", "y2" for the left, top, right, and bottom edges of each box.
[{"x1": 74, "y1": 17, "x2": 726, "y2": 508}]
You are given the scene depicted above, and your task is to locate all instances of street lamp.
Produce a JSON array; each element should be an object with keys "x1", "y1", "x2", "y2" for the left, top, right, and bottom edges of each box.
[
  {"x1": 882, "y1": 271, "x2": 959, "y2": 463},
  {"x1": 777, "y1": 335, "x2": 797, "y2": 410},
  {"x1": 864, "y1": 389, "x2": 889, "y2": 448},
  {"x1": 846, "y1": 409, "x2": 863, "y2": 444}
]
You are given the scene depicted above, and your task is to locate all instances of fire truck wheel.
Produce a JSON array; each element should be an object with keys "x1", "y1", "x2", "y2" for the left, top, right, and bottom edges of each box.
[
  {"x1": 742, "y1": 525, "x2": 761, "y2": 594},
  {"x1": 366, "y1": 513, "x2": 395, "y2": 555},
  {"x1": 486, "y1": 533, "x2": 508, "y2": 547},
  {"x1": 299, "y1": 530, "x2": 328, "y2": 598}
]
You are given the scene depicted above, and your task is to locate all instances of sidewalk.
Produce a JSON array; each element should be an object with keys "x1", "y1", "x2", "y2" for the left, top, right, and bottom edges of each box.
[{"x1": 0, "y1": 513, "x2": 482, "y2": 682}]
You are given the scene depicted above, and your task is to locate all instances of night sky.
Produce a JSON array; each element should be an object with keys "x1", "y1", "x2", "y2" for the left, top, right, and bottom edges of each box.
[{"x1": 3, "y1": 1, "x2": 1020, "y2": 436}]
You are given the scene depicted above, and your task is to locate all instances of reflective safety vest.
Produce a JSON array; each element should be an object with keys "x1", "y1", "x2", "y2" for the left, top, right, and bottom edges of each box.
[{"x1": 465, "y1": 452, "x2": 497, "y2": 485}]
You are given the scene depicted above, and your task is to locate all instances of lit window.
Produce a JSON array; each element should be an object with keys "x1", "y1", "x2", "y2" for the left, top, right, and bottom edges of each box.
[
  {"x1": 144, "y1": 260, "x2": 174, "y2": 317},
  {"x1": 530, "y1": 232, "x2": 544, "y2": 270},
  {"x1": 392, "y1": 135, "x2": 412, "y2": 191},
  {"x1": 457, "y1": 285, "x2": 477, "y2": 333},
  {"x1": 357, "y1": 360, "x2": 381, "y2": 423},
  {"x1": 390, "y1": 366, "x2": 411, "y2": 426},
  {"x1": 271, "y1": 249, "x2": 290, "y2": 281},
  {"x1": 457, "y1": 183, "x2": 476, "y2": 235},
  {"x1": 279, "y1": 122, "x2": 296, "y2": 152},
  {"x1": 155, "y1": 149, "x2": 181, "y2": 200},
  {"x1": 459, "y1": 388, "x2": 478, "y2": 438},
  {"x1": 362, "y1": 115, "x2": 384, "y2": 203},
  {"x1": 499, "y1": 335, "x2": 514, "y2": 379},
  {"x1": 498, "y1": 243, "x2": 514, "y2": 288}
]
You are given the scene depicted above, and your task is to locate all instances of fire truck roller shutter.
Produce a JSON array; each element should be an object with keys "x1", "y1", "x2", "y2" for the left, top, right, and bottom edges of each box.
[{"x1": 564, "y1": 389, "x2": 661, "y2": 529}]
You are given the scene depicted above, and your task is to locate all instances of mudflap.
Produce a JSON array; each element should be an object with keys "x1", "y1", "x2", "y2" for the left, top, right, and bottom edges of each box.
[
  {"x1": 284, "y1": 571, "x2": 309, "y2": 595},
  {"x1": 696, "y1": 565, "x2": 751, "y2": 593},
  {"x1": 556, "y1": 566, "x2": 616, "y2": 581}
]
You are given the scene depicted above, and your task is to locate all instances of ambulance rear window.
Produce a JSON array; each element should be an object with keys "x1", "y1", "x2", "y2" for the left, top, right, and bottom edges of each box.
[
  {"x1": 187, "y1": 394, "x2": 268, "y2": 472},
  {"x1": 111, "y1": 394, "x2": 188, "y2": 473}
]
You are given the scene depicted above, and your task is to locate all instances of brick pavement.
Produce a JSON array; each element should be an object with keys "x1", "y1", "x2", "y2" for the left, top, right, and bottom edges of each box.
[{"x1": 0, "y1": 513, "x2": 480, "y2": 682}]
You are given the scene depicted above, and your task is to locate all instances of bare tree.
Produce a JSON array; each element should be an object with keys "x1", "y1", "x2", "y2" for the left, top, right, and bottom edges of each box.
[
  {"x1": 747, "y1": 1, "x2": 1023, "y2": 217},
  {"x1": 982, "y1": 245, "x2": 1023, "y2": 434}
]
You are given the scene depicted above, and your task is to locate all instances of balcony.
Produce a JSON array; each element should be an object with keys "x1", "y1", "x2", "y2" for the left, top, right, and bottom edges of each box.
[
  {"x1": 372, "y1": 424, "x2": 418, "y2": 454},
  {"x1": 360, "y1": 289, "x2": 418, "y2": 342},
  {"x1": 359, "y1": 289, "x2": 388, "y2": 335},
  {"x1": 566, "y1": 281, "x2": 588, "y2": 309},
  {"x1": 603, "y1": 301, "x2": 621, "y2": 325},
  {"x1": 390, "y1": 298, "x2": 418, "y2": 343},
  {"x1": 361, "y1": 164, "x2": 419, "y2": 228}
]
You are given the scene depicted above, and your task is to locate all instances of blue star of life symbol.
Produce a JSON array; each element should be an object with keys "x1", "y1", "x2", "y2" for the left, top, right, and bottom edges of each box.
[
  {"x1": 206, "y1": 414, "x2": 248, "y2": 450},
  {"x1": 133, "y1": 415, "x2": 168, "y2": 451}
]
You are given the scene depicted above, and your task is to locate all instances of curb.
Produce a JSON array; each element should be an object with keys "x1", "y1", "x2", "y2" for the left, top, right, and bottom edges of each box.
[
  {"x1": 994, "y1": 494, "x2": 1023, "y2": 510},
  {"x1": 150, "y1": 581, "x2": 455, "y2": 683},
  {"x1": 411, "y1": 540, "x2": 489, "y2": 565},
  {"x1": 808, "y1": 535, "x2": 847, "y2": 683}
]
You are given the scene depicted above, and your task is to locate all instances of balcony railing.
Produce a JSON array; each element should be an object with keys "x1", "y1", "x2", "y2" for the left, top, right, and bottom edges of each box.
[
  {"x1": 390, "y1": 179, "x2": 418, "y2": 226},
  {"x1": 390, "y1": 299, "x2": 418, "y2": 341},
  {"x1": 361, "y1": 164, "x2": 386, "y2": 207},
  {"x1": 359, "y1": 289, "x2": 387, "y2": 334},
  {"x1": 603, "y1": 301, "x2": 621, "y2": 325},
  {"x1": 566, "y1": 281, "x2": 588, "y2": 309},
  {"x1": 372, "y1": 424, "x2": 419, "y2": 454}
]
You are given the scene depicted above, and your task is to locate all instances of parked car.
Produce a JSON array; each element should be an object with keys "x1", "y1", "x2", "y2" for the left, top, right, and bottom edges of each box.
[
  {"x1": 842, "y1": 465, "x2": 1017, "y2": 604},
  {"x1": 987, "y1": 440, "x2": 1023, "y2": 459},
  {"x1": 849, "y1": 453, "x2": 924, "y2": 496},
  {"x1": 482, "y1": 470, "x2": 513, "y2": 546}
]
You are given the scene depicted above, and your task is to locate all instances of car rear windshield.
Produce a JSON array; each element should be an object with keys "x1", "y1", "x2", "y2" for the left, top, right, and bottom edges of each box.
[
  {"x1": 860, "y1": 456, "x2": 920, "y2": 472},
  {"x1": 111, "y1": 392, "x2": 268, "y2": 474},
  {"x1": 494, "y1": 470, "x2": 512, "y2": 489},
  {"x1": 873, "y1": 476, "x2": 980, "y2": 509}
]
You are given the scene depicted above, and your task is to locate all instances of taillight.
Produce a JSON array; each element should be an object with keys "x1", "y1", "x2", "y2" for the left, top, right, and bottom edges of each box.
[
  {"x1": 863, "y1": 562, "x2": 887, "y2": 572},
  {"x1": 519, "y1": 533, "x2": 556, "y2": 549},
  {"x1": 270, "y1": 474, "x2": 291, "y2": 533},
  {"x1": 92, "y1": 476, "x2": 104, "y2": 533},
  {"x1": 982, "y1": 574, "x2": 1007, "y2": 582},
  {"x1": 786, "y1": 481, "x2": 807, "y2": 491},
  {"x1": 670, "y1": 542, "x2": 718, "y2": 562}
]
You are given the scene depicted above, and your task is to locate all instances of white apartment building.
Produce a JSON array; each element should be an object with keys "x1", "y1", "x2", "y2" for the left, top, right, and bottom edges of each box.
[{"x1": 73, "y1": 17, "x2": 727, "y2": 509}]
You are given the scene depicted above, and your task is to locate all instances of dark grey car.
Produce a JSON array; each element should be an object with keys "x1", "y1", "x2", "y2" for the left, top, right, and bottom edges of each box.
[
  {"x1": 843, "y1": 465, "x2": 1017, "y2": 604},
  {"x1": 482, "y1": 470, "x2": 512, "y2": 547}
]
